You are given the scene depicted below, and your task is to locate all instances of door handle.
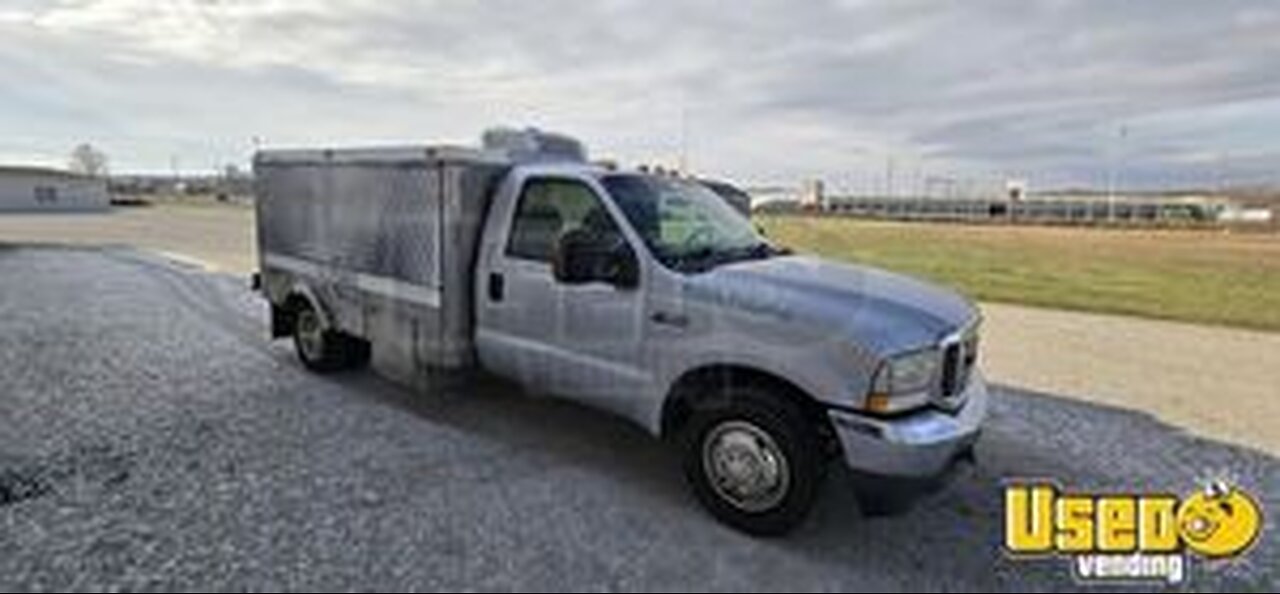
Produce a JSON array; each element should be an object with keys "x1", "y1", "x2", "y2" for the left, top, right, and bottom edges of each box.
[
  {"x1": 488, "y1": 272, "x2": 505, "y2": 302},
  {"x1": 650, "y1": 311, "x2": 688, "y2": 328}
]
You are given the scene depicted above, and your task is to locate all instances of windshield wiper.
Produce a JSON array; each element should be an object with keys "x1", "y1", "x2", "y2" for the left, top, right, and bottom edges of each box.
[
  {"x1": 666, "y1": 241, "x2": 789, "y2": 273},
  {"x1": 744, "y1": 242, "x2": 781, "y2": 259},
  {"x1": 690, "y1": 242, "x2": 779, "y2": 271},
  {"x1": 722, "y1": 242, "x2": 784, "y2": 263},
  {"x1": 674, "y1": 246, "x2": 720, "y2": 272}
]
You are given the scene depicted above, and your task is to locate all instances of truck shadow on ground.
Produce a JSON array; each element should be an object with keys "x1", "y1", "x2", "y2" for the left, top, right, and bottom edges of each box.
[
  {"x1": 314, "y1": 354, "x2": 1277, "y2": 589},
  {"x1": 318, "y1": 363, "x2": 691, "y2": 508}
]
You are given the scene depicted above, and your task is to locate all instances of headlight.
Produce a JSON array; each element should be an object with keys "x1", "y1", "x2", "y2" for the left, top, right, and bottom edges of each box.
[{"x1": 865, "y1": 348, "x2": 939, "y2": 414}]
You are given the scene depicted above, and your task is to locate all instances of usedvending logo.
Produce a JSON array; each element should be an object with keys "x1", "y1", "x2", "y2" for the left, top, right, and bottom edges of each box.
[{"x1": 1004, "y1": 480, "x2": 1262, "y2": 585}]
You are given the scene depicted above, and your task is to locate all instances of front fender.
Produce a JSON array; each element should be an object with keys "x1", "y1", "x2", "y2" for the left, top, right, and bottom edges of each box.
[{"x1": 644, "y1": 348, "x2": 859, "y2": 435}]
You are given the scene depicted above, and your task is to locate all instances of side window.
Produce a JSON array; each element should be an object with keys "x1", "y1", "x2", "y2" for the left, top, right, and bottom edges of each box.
[{"x1": 506, "y1": 178, "x2": 621, "y2": 262}]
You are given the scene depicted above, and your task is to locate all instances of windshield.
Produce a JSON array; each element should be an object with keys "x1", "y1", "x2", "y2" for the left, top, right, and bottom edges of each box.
[{"x1": 602, "y1": 174, "x2": 777, "y2": 273}]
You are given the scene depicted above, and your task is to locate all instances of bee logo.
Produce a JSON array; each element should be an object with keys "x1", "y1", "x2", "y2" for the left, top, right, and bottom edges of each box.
[{"x1": 1177, "y1": 481, "x2": 1262, "y2": 558}]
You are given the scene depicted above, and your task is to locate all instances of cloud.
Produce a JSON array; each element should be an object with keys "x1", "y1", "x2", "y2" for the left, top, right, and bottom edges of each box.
[{"x1": 2, "y1": 0, "x2": 1278, "y2": 189}]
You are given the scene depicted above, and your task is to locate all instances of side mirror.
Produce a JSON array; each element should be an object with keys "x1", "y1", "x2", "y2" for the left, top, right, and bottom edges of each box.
[{"x1": 552, "y1": 229, "x2": 639, "y2": 289}]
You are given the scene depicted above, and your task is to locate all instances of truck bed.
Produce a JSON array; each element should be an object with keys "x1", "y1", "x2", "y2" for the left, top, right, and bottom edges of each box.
[{"x1": 254, "y1": 145, "x2": 510, "y2": 378}]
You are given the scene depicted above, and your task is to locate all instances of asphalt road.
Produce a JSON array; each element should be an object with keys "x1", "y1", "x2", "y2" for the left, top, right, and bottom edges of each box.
[{"x1": 0, "y1": 245, "x2": 1275, "y2": 592}]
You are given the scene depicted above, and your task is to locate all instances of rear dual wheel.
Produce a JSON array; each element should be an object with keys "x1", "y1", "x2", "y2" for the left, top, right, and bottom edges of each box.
[{"x1": 292, "y1": 302, "x2": 370, "y2": 373}]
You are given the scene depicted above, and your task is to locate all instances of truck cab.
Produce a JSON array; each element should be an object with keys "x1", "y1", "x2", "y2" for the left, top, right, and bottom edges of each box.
[
  {"x1": 255, "y1": 129, "x2": 988, "y2": 535},
  {"x1": 473, "y1": 159, "x2": 986, "y2": 534}
]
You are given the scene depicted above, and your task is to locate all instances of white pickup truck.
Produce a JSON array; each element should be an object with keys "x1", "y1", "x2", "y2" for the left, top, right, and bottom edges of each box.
[{"x1": 253, "y1": 128, "x2": 988, "y2": 535}]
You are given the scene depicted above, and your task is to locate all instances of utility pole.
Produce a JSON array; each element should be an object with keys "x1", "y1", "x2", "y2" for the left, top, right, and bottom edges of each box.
[
  {"x1": 885, "y1": 156, "x2": 895, "y2": 199},
  {"x1": 1107, "y1": 124, "x2": 1127, "y2": 223},
  {"x1": 677, "y1": 93, "x2": 689, "y2": 176},
  {"x1": 1217, "y1": 149, "x2": 1230, "y2": 196}
]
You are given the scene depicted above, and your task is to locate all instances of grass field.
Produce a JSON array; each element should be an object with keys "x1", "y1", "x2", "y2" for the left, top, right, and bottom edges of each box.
[{"x1": 759, "y1": 215, "x2": 1280, "y2": 332}]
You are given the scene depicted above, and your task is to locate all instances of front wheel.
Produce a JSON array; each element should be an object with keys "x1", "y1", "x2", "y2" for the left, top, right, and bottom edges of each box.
[{"x1": 681, "y1": 387, "x2": 825, "y2": 536}]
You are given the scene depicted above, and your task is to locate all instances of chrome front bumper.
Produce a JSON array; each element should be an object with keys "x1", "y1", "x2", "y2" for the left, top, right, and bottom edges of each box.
[{"x1": 828, "y1": 371, "x2": 989, "y2": 478}]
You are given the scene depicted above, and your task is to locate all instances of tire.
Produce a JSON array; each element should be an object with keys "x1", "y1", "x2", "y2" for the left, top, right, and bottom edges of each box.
[
  {"x1": 680, "y1": 385, "x2": 825, "y2": 536},
  {"x1": 291, "y1": 301, "x2": 350, "y2": 373}
]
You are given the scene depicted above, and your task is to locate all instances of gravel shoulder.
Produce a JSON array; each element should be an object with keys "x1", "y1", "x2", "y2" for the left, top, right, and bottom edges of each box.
[
  {"x1": 0, "y1": 245, "x2": 1275, "y2": 591},
  {"x1": 982, "y1": 302, "x2": 1280, "y2": 454}
]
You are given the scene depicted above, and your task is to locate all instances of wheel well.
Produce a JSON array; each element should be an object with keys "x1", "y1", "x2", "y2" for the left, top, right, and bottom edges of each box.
[
  {"x1": 661, "y1": 365, "x2": 836, "y2": 450},
  {"x1": 283, "y1": 293, "x2": 311, "y2": 313},
  {"x1": 273, "y1": 293, "x2": 312, "y2": 338}
]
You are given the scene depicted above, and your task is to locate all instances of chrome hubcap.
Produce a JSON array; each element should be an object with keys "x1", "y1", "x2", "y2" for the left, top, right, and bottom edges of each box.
[
  {"x1": 702, "y1": 420, "x2": 789, "y2": 512},
  {"x1": 296, "y1": 309, "x2": 324, "y2": 361}
]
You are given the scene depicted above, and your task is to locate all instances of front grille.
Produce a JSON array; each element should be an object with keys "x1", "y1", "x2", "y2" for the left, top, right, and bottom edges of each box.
[
  {"x1": 940, "y1": 343, "x2": 961, "y2": 397},
  {"x1": 962, "y1": 332, "x2": 978, "y2": 380},
  {"x1": 937, "y1": 323, "x2": 979, "y2": 405}
]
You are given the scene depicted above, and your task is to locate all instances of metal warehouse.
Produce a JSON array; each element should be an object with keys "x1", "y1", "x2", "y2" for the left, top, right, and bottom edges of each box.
[{"x1": 0, "y1": 165, "x2": 110, "y2": 212}]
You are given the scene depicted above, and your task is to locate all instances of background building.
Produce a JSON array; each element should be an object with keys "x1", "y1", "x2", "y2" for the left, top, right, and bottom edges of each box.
[
  {"x1": 0, "y1": 166, "x2": 109, "y2": 212},
  {"x1": 800, "y1": 179, "x2": 826, "y2": 210}
]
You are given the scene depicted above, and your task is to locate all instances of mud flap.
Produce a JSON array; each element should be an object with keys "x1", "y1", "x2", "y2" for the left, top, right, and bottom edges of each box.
[{"x1": 270, "y1": 303, "x2": 292, "y2": 339}]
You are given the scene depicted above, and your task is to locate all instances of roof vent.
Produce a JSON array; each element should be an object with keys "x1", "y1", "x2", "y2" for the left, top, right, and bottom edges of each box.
[{"x1": 482, "y1": 127, "x2": 586, "y2": 163}]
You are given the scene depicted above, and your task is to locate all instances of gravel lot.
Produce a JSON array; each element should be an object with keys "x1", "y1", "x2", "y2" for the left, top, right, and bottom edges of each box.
[{"x1": 0, "y1": 245, "x2": 1276, "y2": 592}]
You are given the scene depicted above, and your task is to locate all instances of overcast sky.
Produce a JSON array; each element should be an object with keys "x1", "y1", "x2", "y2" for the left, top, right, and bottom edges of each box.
[{"x1": 2, "y1": 0, "x2": 1278, "y2": 191}]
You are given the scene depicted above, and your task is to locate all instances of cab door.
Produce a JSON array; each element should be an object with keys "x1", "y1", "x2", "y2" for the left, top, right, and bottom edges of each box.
[{"x1": 475, "y1": 175, "x2": 648, "y2": 415}]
